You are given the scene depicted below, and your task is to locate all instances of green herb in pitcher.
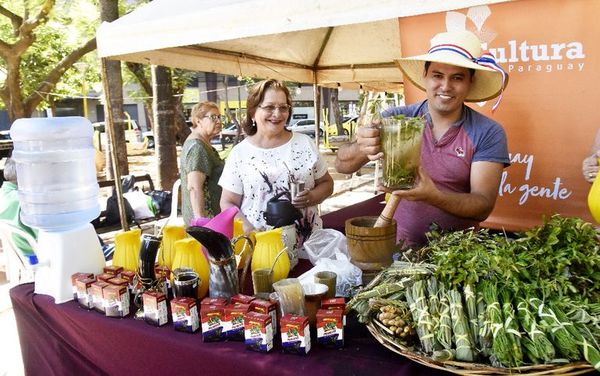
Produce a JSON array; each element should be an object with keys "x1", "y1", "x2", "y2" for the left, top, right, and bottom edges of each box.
[{"x1": 380, "y1": 115, "x2": 425, "y2": 190}]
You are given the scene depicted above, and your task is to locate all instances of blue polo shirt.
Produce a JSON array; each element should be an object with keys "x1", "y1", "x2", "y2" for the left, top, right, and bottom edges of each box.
[{"x1": 381, "y1": 100, "x2": 510, "y2": 247}]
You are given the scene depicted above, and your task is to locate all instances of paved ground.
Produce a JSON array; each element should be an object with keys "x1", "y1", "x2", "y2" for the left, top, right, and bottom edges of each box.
[{"x1": 0, "y1": 143, "x2": 380, "y2": 375}]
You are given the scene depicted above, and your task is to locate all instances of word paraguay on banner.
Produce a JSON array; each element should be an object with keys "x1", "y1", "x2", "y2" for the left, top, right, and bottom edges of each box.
[
  {"x1": 498, "y1": 153, "x2": 572, "y2": 206},
  {"x1": 487, "y1": 40, "x2": 586, "y2": 74}
]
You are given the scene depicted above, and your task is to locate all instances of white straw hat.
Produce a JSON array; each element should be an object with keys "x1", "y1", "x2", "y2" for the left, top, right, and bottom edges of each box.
[{"x1": 397, "y1": 30, "x2": 508, "y2": 104}]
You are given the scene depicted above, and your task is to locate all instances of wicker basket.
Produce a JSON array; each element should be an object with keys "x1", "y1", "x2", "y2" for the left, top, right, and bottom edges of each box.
[{"x1": 365, "y1": 320, "x2": 595, "y2": 376}]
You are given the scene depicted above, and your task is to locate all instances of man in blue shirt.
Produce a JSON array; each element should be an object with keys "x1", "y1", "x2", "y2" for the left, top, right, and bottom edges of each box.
[{"x1": 335, "y1": 30, "x2": 510, "y2": 247}]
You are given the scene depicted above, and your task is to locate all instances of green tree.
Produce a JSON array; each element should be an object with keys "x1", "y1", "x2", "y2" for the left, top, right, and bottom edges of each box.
[{"x1": 0, "y1": 0, "x2": 97, "y2": 122}]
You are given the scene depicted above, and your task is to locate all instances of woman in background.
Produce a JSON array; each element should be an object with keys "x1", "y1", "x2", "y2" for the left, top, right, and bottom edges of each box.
[{"x1": 180, "y1": 101, "x2": 224, "y2": 226}]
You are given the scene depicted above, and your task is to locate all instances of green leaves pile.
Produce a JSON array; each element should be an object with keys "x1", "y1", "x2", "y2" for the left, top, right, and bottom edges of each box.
[{"x1": 349, "y1": 215, "x2": 600, "y2": 371}]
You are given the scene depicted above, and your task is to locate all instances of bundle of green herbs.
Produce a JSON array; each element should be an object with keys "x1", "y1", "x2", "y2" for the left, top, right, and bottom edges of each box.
[{"x1": 348, "y1": 214, "x2": 600, "y2": 371}]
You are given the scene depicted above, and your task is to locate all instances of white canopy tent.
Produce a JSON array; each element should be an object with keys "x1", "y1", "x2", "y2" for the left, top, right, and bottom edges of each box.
[
  {"x1": 95, "y1": 0, "x2": 511, "y2": 230},
  {"x1": 97, "y1": 0, "x2": 511, "y2": 91}
]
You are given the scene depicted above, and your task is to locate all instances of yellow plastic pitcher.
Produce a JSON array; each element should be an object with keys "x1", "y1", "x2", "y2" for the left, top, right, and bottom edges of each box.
[
  {"x1": 171, "y1": 238, "x2": 210, "y2": 298},
  {"x1": 157, "y1": 225, "x2": 186, "y2": 270},
  {"x1": 588, "y1": 170, "x2": 600, "y2": 223},
  {"x1": 112, "y1": 228, "x2": 141, "y2": 272},
  {"x1": 251, "y1": 227, "x2": 290, "y2": 283}
]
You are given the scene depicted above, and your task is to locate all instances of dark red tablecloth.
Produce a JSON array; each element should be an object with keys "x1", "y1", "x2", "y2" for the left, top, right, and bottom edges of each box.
[
  {"x1": 10, "y1": 281, "x2": 445, "y2": 376},
  {"x1": 321, "y1": 193, "x2": 386, "y2": 234},
  {"x1": 10, "y1": 197, "x2": 447, "y2": 376}
]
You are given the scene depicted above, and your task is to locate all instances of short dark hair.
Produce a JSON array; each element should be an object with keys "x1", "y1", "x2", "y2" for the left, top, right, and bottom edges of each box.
[{"x1": 424, "y1": 61, "x2": 475, "y2": 78}]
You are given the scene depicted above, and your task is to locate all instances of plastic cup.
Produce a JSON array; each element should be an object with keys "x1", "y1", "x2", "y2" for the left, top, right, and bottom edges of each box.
[
  {"x1": 272, "y1": 278, "x2": 305, "y2": 316},
  {"x1": 314, "y1": 271, "x2": 337, "y2": 299},
  {"x1": 302, "y1": 282, "x2": 329, "y2": 326},
  {"x1": 252, "y1": 268, "x2": 273, "y2": 295}
]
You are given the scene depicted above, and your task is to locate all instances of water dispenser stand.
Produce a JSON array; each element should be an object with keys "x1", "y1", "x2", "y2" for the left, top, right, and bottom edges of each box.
[{"x1": 34, "y1": 223, "x2": 105, "y2": 304}]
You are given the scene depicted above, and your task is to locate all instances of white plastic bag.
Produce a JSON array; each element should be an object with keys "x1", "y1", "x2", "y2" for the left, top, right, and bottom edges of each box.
[
  {"x1": 298, "y1": 252, "x2": 362, "y2": 297},
  {"x1": 302, "y1": 228, "x2": 348, "y2": 265}
]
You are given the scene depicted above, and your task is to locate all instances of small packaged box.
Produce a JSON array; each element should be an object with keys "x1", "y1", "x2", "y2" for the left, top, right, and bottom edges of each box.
[
  {"x1": 120, "y1": 271, "x2": 136, "y2": 293},
  {"x1": 200, "y1": 297, "x2": 227, "y2": 307},
  {"x1": 244, "y1": 311, "x2": 273, "y2": 353},
  {"x1": 171, "y1": 297, "x2": 199, "y2": 333},
  {"x1": 71, "y1": 272, "x2": 94, "y2": 300},
  {"x1": 249, "y1": 299, "x2": 278, "y2": 334},
  {"x1": 90, "y1": 281, "x2": 110, "y2": 313},
  {"x1": 103, "y1": 265, "x2": 123, "y2": 276},
  {"x1": 321, "y1": 297, "x2": 346, "y2": 326},
  {"x1": 154, "y1": 265, "x2": 171, "y2": 296},
  {"x1": 280, "y1": 314, "x2": 311, "y2": 355},
  {"x1": 316, "y1": 309, "x2": 344, "y2": 348},
  {"x1": 103, "y1": 284, "x2": 130, "y2": 318},
  {"x1": 76, "y1": 277, "x2": 96, "y2": 309},
  {"x1": 200, "y1": 304, "x2": 226, "y2": 342},
  {"x1": 230, "y1": 294, "x2": 255, "y2": 305},
  {"x1": 107, "y1": 276, "x2": 129, "y2": 287},
  {"x1": 97, "y1": 273, "x2": 115, "y2": 283},
  {"x1": 143, "y1": 290, "x2": 168, "y2": 327},
  {"x1": 223, "y1": 303, "x2": 250, "y2": 341}
]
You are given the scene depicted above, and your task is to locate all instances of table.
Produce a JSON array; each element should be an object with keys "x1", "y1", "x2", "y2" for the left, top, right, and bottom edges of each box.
[
  {"x1": 321, "y1": 193, "x2": 386, "y2": 234},
  {"x1": 10, "y1": 197, "x2": 445, "y2": 376},
  {"x1": 11, "y1": 279, "x2": 445, "y2": 376}
]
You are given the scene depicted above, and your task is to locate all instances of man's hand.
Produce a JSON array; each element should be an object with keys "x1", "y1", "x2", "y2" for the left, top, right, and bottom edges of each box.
[
  {"x1": 378, "y1": 167, "x2": 437, "y2": 201},
  {"x1": 356, "y1": 123, "x2": 383, "y2": 161}
]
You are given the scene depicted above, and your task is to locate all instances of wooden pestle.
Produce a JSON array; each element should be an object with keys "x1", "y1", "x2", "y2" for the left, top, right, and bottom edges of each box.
[{"x1": 373, "y1": 194, "x2": 401, "y2": 227}]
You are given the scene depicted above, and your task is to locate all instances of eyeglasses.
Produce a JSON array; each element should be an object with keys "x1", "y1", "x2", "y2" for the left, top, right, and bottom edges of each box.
[
  {"x1": 258, "y1": 104, "x2": 291, "y2": 114},
  {"x1": 203, "y1": 114, "x2": 223, "y2": 122}
]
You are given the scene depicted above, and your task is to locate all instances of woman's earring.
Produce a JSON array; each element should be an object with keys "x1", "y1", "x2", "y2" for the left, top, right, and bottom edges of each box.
[{"x1": 251, "y1": 120, "x2": 257, "y2": 128}]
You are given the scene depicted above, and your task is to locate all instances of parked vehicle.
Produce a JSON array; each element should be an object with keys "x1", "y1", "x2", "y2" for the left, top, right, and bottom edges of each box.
[
  {"x1": 220, "y1": 123, "x2": 244, "y2": 143},
  {"x1": 325, "y1": 115, "x2": 359, "y2": 136},
  {"x1": 287, "y1": 119, "x2": 324, "y2": 137},
  {"x1": 0, "y1": 130, "x2": 13, "y2": 159},
  {"x1": 92, "y1": 119, "x2": 143, "y2": 151}
]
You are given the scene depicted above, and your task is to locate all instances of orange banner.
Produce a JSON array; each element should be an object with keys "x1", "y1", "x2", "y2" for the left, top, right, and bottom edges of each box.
[{"x1": 398, "y1": 0, "x2": 600, "y2": 231}]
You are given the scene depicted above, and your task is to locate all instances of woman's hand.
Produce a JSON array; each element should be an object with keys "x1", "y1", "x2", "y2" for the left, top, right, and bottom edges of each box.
[{"x1": 292, "y1": 189, "x2": 312, "y2": 209}]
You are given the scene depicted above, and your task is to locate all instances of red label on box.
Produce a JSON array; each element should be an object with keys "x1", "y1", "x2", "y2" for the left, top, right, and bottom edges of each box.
[
  {"x1": 316, "y1": 309, "x2": 344, "y2": 348},
  {"x1": 200, "y1": 297, "x2": 227, "y2": 307},
  {"x1": 107, "y1": 277, "x2": 129, "y2": 287},
  {"x1": 76, "y1": 277, "x2": 96, "y2": 309},
  {"x1": 143, "y1": 290, "x2": 168, "y2": 327},
  {"x1": 103, "y1": 284, "x2": 130, "y2": 318},
  {"x1": 90, "y1": 281, "x2": 110, "y2": 313},
  {"x1": 280, "y1": 314, "x2": 311, "y2": 355},
  {"x1": 200, "y1": 305, "x2": 225, "y2": 342},
  {"x1": 154, "y1": 265, "x2": 171, "y2": 280},
  {"x1": 230, "y1": 294, "x2": 255, "y2": 305},
  {"x1": 223, "y1": 303, "x2": 250, "y2": 341},
  {"x1": 244, "y1": 311, "x2": 273, "y2": 352},
  {"x1": 97, "y1": 273, "x2": 115, "y2": 282},
  {"x1": 321, "y1": 297, "x2": 345, "y2": 310},
  {"x1": 249, "y1": 299, "x2": 277, "y2": 333},
  {"x1": 103, "y1": 265, "x2": 123, "y2": 276},
  {"x1": 171, "y1": 297, "x2": 199, "y2": 333}
]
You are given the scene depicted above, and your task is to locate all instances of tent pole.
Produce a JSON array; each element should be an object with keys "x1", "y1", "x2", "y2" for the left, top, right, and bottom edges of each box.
[
  {"x1": 100, "y1": 57, "x2": 129, "y2": 232},
  {"x1": 313, "y1": 74, "x2": 321, "y2": 148}
]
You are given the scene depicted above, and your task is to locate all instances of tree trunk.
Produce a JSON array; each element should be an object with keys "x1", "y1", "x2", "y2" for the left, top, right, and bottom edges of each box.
[
  {"x1": 205, "y1": 72, "x2": 218, "y2": 103},
  {"x1": 99, "y1": 0, "x2": 128, "y2": 179},
  {"x1": 152, "y1": 65, "x2": 178, "y2": 191},
  {"x1": 331, "y1": 89, "x2": 343, "y2": 135},
  {"x1": 173, "y1": 96, "x2": 190, "y2": 144}
]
